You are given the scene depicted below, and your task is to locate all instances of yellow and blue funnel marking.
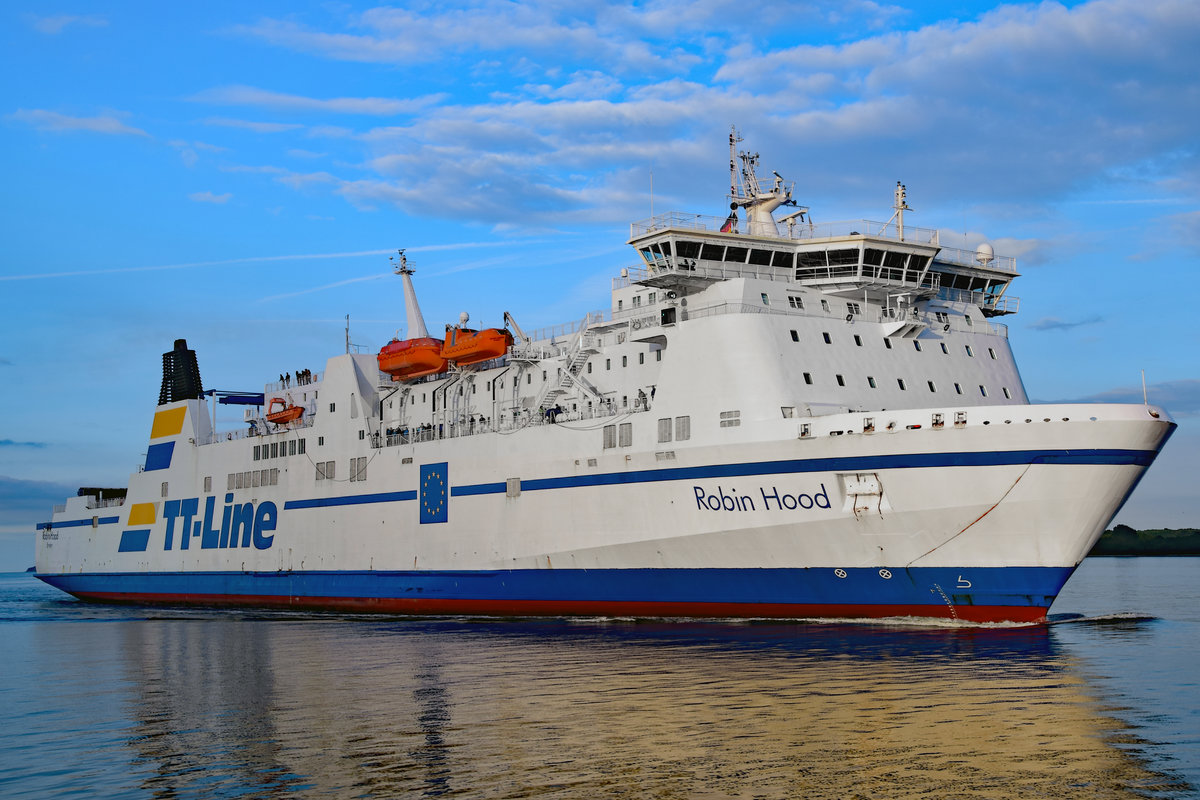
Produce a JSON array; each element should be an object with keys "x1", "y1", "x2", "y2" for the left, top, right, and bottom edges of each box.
[
  {"x1": 119, "y1": 502, "x2": 157, "y2": 553},
  {"x1": 145, "y1": 407, "x2": 185, "y2": 472}
]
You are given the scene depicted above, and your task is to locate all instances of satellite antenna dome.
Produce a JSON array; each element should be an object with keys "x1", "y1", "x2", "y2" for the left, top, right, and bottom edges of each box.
[
  {"x1": 975, "y1": 242, "x2": 995, "y2": 265},
  {"x1": 459, "y1": 311, "x2": 470, "y2": 327}
]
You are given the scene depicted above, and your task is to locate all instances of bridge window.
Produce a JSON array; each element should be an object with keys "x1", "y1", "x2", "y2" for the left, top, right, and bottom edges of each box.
[
  {"x1": 725, "y1": 246, "x2": 748, "y2": 263},
  {"x1": 676, "y1": 241, "x2": 701, "y2": 259},
  {"x1": 748, "y1": 249, "x2": 773, "y2": 266},
  {"x1": 772, "y1": 251, "x2": 794, "y2": 268},
  {"x1": 700, "y1": 243, "x2": 725, "y2": 261}
]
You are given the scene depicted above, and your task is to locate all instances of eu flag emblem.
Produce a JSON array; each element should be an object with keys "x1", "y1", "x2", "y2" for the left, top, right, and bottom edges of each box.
[{"x1": 420, "y1": 462, "x2": 449, "y2": 524}]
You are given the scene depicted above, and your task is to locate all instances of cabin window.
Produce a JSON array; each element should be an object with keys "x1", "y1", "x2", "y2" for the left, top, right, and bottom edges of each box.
[
  {"x1": 632, "y1": 296, "x2": 642, "y2": 308},
  {"x1": 788, "y1": 295, "x2": 804, "y2": 309},
  {"x1": 203, "y1": 476, "x2": 212, "y2": 493},
  {"x1": 603, "y1": 425, "x2": 616, "y2": 449},
  {"x1": 980, "y1": 385, "x2": 988, "y2": 397},
  {"x1": 330, "y1": 402, "x2": 336, "y2": 413},
  {"x1": 821, "y1": 299, "x2": 830, "y2": 313},
  {"x1": 350, "y1": 456, "x2": 367, "y2": 482},
  {"x1": 253, "y1": 445, "x2": 261, "y2": 461},
  {"x1": 618, "y1": 422, "x2": 633, "y2": 447},
  {"x1": 587, "y1": 362, "x2": 593, "y2": 374},
  {"x1": 350, "y1": 393, "x2": 357, "y2": 419},
  {"x1": 954, "y1": 383, "x2": 963, "y2": 395},
  {"x1": 254, "y1": 470, "x2": 261, "y2": 488},
  {"x1": 965, "y1": 315, "x2": 974, "y2": 327},
  {"x1": 846, "y1": 302, "x2": 861, "y2": 316},
  {"x1": 618, "y1": 300, "x2": 623, "y2": 311},
  {"x1": 318, "y1": 436, "x2": 324, "y2": 446},
  {"x1": 898, "y1": 379, "x2": 907, "y2": 390},
  {"x1": 161, "y1": 482, "x2": 169, "y2": 498},
  {"x1": 719, "y1": 410, "x2": 741, "y2": 428},
  {"x1": 675, "y1": 416, "x2": 691, "y2": 441},
  {"x1": 928, "y1": 380, "x2": 937, "y2": 392},
  {"x1": 1003, "y1": 387, "x2": 1012, "y2": 399},
  {"x1": 941, "y1": 343, "x2": 949, "y2": 354},
  {"x1": 289, "y1": 440, "x2": 296, "y2": 456},
  {"x1": 935, "y1": 312, "x2": 949, "y2": 324},
  {"x1": 298, "y1": 439, "x2": 305, "y2": 454},
  {"x1": 854, "y1": 335, "x2": 862, "y2": 346},
  {"x1": 822, "y1": 332, "x2": 832, "y2": 344},
  {"x1": 988, "y1": 348, "x2": 997, "y2": 360},
  {"x1": 884, "y1": 339, "x2": 892, "y2": 349},
  {"x1": 914, "y1": 341, "x2": 922, "y2": 351},
  {"x1": 836, "y1": 374, "x2": 845, "y2": 387},
  {"x1": 658, "y1": 418, "x2": 672, "y2": 443},
  {"x1": 227, "y1": 474, "x2": 235, "y2": 491},
  {"x1": 867, "y1": 376, "x2": 877, "y2": 388},
  {"x1": 803, "y1": 373, "x2": 813, "y2": 385},
  {"x1": 648, "y1": 292, "x2": 656, "y2": 304},
  {"x1": 622, "y1": 355, "x2": 628, "y2": 367},
  {"x1": 639, "y1": 352, "x2": 645, "y2": 364},
  {"x1": 656, "y1": 350, "x2": 662, "y2": 362},
  {"x1": 965, "y1": 345, "x2": 974, "y2": 357},
  {"x1": 606, "y1": 359, "x2": 611, "y2": 370},
  {"x1": 271, "y1": 442, "x2": 278, "y2": 458},
  {"x1": 358, "y1": 430, "x2": 365, "y2": 440},
  {"x1": 527, "y1": 374, "x2": 532, "y2": 384},
  {"x1": 761, "y1": 293, "x2": 770, "y2": 305},
  {"x1": 749, "y1": 249, "x2": 772, "y2": 266},
  {"x1": 790, "y1": 330, "x2": 799, "y2": 342}
]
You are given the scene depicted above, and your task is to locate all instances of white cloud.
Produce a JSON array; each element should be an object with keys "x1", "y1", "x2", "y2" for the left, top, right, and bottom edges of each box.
[
  {"x1": 191, "y1": 85, "x2": 446, "y2": 115},
  {"x1": 10, "y1": 109, "x2": 149, "y2": 137},
  {"x1": 189, "y1": 191, "x2": 233, "y2": 204},
  {"x1": 204, "y1": 117, "x2": 304, "y2": 133},
  {"x1": 27, "y1": 14, "x2": 107, "y2": 35}
]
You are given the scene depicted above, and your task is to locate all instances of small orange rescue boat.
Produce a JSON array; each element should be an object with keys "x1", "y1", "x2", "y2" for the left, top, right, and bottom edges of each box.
[
  {"x1": 378, "y1": 337, "x2": 449, "y2": 381},
  {"x1": 442, "y1": 327, "x2": 513, "y2": 366},
  {"x1": 266, "y1": 397, "x2": 305, "y2": 425}
]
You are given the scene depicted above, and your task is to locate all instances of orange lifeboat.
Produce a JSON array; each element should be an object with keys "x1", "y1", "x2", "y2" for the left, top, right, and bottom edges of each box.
[
  {"x1": 441, "y1": 327, "x2": 513, "y2": 366},
  {"x1": 265, "y1": 397, "x2": 304, "y2": 425},
  {"x1": 378, "y1": 337, "x2": 449, "y2": 381}
]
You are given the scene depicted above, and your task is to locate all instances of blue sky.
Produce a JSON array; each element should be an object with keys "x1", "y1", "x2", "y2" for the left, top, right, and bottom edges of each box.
[{"x1": 2, "y1": 0, "x2": 1198, "y2": 570}]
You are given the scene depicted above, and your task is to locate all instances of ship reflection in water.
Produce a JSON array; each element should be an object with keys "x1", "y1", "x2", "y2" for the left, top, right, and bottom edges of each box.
[{"x1": 108, "y1": 616, "x2": 1184, "y2": 798}]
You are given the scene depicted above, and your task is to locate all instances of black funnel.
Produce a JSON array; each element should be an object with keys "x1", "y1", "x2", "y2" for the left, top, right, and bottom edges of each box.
[{"x1": 158, "y1": 339, "x2": 204, "y2": 404}]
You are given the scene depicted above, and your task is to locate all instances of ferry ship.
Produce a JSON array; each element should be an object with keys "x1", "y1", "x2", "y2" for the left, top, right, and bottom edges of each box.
[{"x1": 35, "y1": 132, "x2": 1175, "y2": 623}]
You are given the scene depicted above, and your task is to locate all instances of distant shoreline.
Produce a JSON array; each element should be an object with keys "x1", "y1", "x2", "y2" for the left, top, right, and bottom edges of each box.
[{"x1": 1089, "y1": 526, "x2": 1200, "y2": 556}]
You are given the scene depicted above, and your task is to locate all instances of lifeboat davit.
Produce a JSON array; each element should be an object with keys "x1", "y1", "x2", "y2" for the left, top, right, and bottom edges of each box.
[
  {"x1": 442, "y1": 327, "x2": 513, "y2": 366},
  {"x1": 265, "y1": 397, "x2": 304, "y2": 425},
  {"x1": 378, "y1": 337, "x2": 449, "y2": 381}
]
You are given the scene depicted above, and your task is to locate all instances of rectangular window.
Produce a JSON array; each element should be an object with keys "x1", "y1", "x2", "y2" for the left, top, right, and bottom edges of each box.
[
  {"x1": 884, "y1": 339, "x2": 892, "y2": 349},
  {"x1": 252, "y1": 470, "x2": 260, "y2": 488},
  {"x1": 914, "y1": 340, "x2": 922, "y2": 351},
  {"x1": 928, "y1": 380, "x2": 936, "y2": 392},
  {"x1": 803, "y1": 372, "x2": 813, "y2": 385},
  {"x1": 675, "y1": 416, "x2": 691, "y2": 441},
  {"x1": 639, "y1": 352, "x2": 644, "y2": 364},
  {"x1": 236, "y1": 472, "x2": 244, "y2": 489},
  {"x1": 656, "y1": 350, "x2": 662, "y2": 362},
  {"x1": 587, "y1": 362, "x2": 593, "y2": 374},
  {"x1": 622, "y1": 355, "x2": 628, "y2": 367},
  {"x1": 289, "y1": 439, "x2": 296, "y2": 456},
  {"x1": 822, "y1": 332, "x2": 832, "y2": 344},
  {"x1": 940, "y1": 343, "x2": 949, "y2": 354},
  {"x1": 632, "y1": 295, "x2": 642, "y2": 308},
  {"x1": 253, "y1": 445, "x2": 260, "y2": 461},
  {"x1": 161, "y1": 481, "x2": 169, "y2": 498},
  {"x1": 350, "y1": 456, "x2": 367, "y2": 482},
  {"x1": 606, "y1": 359, "x2": 611, "y2": 370},
  {"x1": 790, "y1": 330, "x2": 799, "y2": 342},
  {"x1": 330, "y1": 402, "x2": 336, "y2": 412},
  {"x1": 854, "y1": 335, "x2": 862, "y2": 346},
  {"x1": 954, "y1": 382, "x2": 963, "y2": 395},
  {"x1": 271, "y1": 442, "x2": 278, "y2": 458},
  {"x1": 316, "y1": 462, "x2": 326, "y2": 480},
  {"x1": 821, "y1": 299, "x2": 830, "y2": 312},
  {"x1": 965, "y1": 345, "x2": 974, "y2": 357},
  {"x1": 1003, "y1": 387, "x2": 1012, "y2": 399},
  {"x1": 761, "y1": 293, "x2": 770, "y2": 305},
  {"x1": 719, "y1": 410, "x2": 741, "y2": 428},
  {"x1": 868, "y1": 376, "x2": 877, "y2": 388},
  {"x1": 203, "y1": 476, "x2": 212, "y2": 493},
  {"x1": 298, "y1": 438, "x2": 305, "y2": 455},
  {"x1": 227, "y1": 474, "x2": 235, "y2": 491},
  {"x1": 935, "y1": 312, "x2": 949, "y2": 324},
  {"x1": 979, "y1": 385, "x2": 988, "y2": 397},
  {"x1": 836, "y1": 374, "x2": 845, "y2": 387},
  {"x1": 788, "y1": 295, "x2": 804, "y2": 309},
  {"x1": 658, "y1": 418, "x2": 672, "y2": 443},
  {"x1": 846, "y1": 302, "x2": 861, "y2": 315},
  {"x1": 898, "y1": 378, "x2": 907, "y2": 390},
  {"x1": 648, "y1": 292, "x2": 656, "y2": 304},
  {"x1": 988, "y1": 347, "x2": 997, "y2": 360},
  {"x1": 603, "y1": 425, "x2": 616, "y2": 449},
  {"x1": 271, "y1": 468, "x2": 279, "y2": 486},
  {"x1": 618, "y1": 423, "x2": 633, "y2": 447}
]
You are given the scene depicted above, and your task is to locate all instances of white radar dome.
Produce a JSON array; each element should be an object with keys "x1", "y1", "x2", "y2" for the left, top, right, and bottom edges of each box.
[{"x1": 975, "y1": 242, "x2": 995, "y2": 265}]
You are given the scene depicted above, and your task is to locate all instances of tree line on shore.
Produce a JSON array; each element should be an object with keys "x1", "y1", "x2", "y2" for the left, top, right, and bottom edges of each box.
[{"x1": 1089, "y1": 525, "x2": 1200, "y2": 556}]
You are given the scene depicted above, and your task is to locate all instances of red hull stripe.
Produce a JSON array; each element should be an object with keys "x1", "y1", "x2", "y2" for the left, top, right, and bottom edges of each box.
[{"x1": 70, "y1": 591, "x2": 1048, "y2": 624}]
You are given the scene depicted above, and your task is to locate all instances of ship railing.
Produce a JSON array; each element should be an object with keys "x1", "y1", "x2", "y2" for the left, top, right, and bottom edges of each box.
[
  {"x1": 378, "y1": 401, "x2": 651, "y2": 448},
  {"x1": 264, "y1": 371, "x2": 323, "y2": 393},
  {"x1": 85, "y1": 496, "x2": 126, "y2": 510},
  {"x1": 934, "y1": 246, "x2": 1018, "y2": 274},
  {"x1": 679, "y1": 299, "x2": 1009, "y2": 337},
  {"x1": 631, "y1": 212, "x2": 944, "y2": 245},
  {"x1": 937, "y1": 287, "x2": 1021, "y2": 314}
]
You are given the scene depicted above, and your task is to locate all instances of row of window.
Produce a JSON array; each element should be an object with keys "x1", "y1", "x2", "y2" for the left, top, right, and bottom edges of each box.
[
  {"x1": 787, "y1": 329, "x2": 996, "y2": 360},
  {"x1": 227, "y1": 469, "x2": 280, "y2": 491},
  {"x1": 801, "y1": 370, "x2": 1013, "y2": 398},
  {"x1": 589, "y1": 350, "x2": 662, "y2": 373},
  {"x1": 253, "y1": 438, "x2": 306, "y2": 460}
]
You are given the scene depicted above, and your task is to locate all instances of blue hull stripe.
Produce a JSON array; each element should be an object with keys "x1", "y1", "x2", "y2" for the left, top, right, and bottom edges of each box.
[
  {"x1": 284, "y1": 490, "x2": 416, "y2": 510},
  {"x1": 37, "y1": 565, "x2": 1074, "y2": 611}
]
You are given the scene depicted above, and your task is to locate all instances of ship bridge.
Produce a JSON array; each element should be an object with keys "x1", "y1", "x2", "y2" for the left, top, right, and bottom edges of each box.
[{"x1": 627, "y1": 212, "x2": 1021, "y2": 318}]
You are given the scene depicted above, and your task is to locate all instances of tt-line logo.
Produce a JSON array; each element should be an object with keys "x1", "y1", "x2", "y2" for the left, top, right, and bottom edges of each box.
[
  {"x1": 161, "y1": 494, "x2": 278, "y2": 550},
  {"x1": 693, "y1": 484, "x2": 832, "y2": 513}
]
